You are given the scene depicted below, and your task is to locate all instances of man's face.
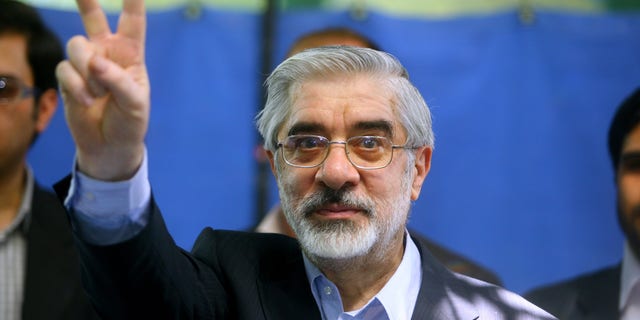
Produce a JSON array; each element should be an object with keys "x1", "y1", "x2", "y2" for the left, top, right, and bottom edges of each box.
[
  {"x1": 0, "y1": 33, "x2": 38, "y2": 177},
  {"x1": 268, "y1": 74, "x2": 431, "y2": 262},
  {"x1": 618, "y1": 124, "x2": 640, "y2": 258}
]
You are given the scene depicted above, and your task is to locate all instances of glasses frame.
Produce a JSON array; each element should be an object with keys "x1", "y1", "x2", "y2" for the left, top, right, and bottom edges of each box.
[
  {"x1": 276, "y1": 135, "x2": 418, "y2": 170},
  {"x1": 0, "y1": 75, "x2": 39, "y2": 106}
]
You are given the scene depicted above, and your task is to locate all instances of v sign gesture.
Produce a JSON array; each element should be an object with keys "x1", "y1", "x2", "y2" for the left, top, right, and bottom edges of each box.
[{"x1": 57, "y1": 0, "x2": 149, "y2": 181}]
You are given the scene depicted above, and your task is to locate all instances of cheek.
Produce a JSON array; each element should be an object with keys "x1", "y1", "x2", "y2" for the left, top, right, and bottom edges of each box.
[
  {"x1": 0, "y1": 108, "x2": 34, "y2": 137},
  {"x1": 361, "y1": 172, "x2": 410, "y2": 210},
  {"x1": 277, "y1": 167, "x2": 316, "y2": 196},
  {"x1": 619, "y1": 175, "x2": 640, "y2": 214}
]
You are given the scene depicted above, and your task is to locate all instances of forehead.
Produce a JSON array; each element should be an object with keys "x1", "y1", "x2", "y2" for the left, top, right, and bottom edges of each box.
[
  {"x1": 0, "y1": 33, "x2": 31, "y2": 83},
  {"x1": 623, "y1": 125, "x2": 640, "y2": 151},
  {"x1": 282, "y1": 74, "x2": 402, "y2": 137}
]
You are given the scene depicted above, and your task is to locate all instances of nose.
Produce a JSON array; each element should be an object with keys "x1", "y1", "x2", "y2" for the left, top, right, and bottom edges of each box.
[{"x1": 316, "y1": 143, "x2": 360, "y2": 190}]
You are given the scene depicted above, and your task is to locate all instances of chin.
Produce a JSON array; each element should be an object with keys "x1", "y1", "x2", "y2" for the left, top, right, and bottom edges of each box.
[{"x1": 298, "y1": 219, "x2": 377, "y2": 260}]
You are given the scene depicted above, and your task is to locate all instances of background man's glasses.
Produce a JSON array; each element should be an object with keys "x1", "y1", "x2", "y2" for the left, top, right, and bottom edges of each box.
[
  {"x1": 276, "y1": 135, "x2": 417, "y2": 170},
  {"x1": 0, "y1": 75, "x2": 38, "y2": 105}
]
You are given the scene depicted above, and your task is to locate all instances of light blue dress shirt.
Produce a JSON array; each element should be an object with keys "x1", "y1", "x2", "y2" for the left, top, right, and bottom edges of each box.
[{"x1": 621, "y1": 241, "x2": 640, "y2": 320}]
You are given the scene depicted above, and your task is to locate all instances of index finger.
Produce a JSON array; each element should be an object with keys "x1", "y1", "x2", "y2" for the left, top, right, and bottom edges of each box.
[
  {"x1": 76, "y1": 0, "x2": 112, "y2": 39},
  {"x1": 117, "y1": 0, "x2": 146, "y2": 45}
]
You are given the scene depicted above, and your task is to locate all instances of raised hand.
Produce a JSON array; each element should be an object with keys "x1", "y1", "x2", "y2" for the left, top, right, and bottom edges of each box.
[{"x1": 56, "y1": 0, "x2": 149, "y2": 181}]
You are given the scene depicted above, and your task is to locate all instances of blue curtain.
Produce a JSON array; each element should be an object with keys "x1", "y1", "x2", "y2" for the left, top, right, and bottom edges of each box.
[{"x1": 29, "y1": 6, "x2": 640, "y2": 293}]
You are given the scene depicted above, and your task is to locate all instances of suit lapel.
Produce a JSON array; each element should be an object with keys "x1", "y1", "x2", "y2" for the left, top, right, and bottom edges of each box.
[
  {"x1": 572, "y1": 265, "x2": 620, "y2": 320},
  {"x1": 411, "y1": 234, "x2": 479, "y2": 320},
  {"x1": 22, "y1": 184, "x2": 81, "y2": 320},
  {"x1": 257, "y1": 252, "x2": 321, "y2": 319}
]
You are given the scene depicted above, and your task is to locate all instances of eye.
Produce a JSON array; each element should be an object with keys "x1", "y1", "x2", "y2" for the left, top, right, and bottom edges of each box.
[
  {"x1": 288, "y1": 135, "x2": 326, "y2": 150},
  {"x1": 354, "y1": 136, "x2": 383, "y2": 149},
  {"x1": 0, "y1": 77, "x2": 19, "y2": 99},
  {"x1": 621, "y1": 154, "x2": 640, "y2": 173}
]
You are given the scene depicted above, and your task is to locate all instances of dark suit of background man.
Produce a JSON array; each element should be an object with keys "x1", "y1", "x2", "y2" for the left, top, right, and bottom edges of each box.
[
  {"x1": 525, "y1": 87, "x2": 640, "y2": 320},
  {"x1": 255, "y1": 26, "x2": 502, "y2": 286},
  {"x1": 54, "y1": 0, "x2": 555, "y2": 318},
  {"x1": 0, "y1": 1, "x2": 99, "y2": 319}
]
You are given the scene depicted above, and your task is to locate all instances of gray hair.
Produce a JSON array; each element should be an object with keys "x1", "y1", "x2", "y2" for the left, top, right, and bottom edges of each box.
[{"x1": 256, "y1": 46, "x2": 434, "y2": 152}]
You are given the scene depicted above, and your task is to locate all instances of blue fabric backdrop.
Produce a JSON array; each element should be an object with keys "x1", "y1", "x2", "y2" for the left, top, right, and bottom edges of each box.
[{"x1": 28, "y1": 6, "x2": 640, "y2": 293}]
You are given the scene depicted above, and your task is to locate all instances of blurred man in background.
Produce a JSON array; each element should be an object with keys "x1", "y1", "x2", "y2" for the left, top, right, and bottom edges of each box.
[
  {"x1": 526, "y1": 88, "x2": 640, "y2": 319},
  {"x1": 0, "y1": 1, "x2": 99, "y2": 319}
]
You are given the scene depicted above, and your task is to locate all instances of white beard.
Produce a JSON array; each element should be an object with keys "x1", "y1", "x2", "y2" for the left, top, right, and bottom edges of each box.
[
  {"x1": 278, "y1": 160, "x2": 414, "y2": 263},
  {"x1": 285, "y1": 192, "x2": 379, "y2": 260}
]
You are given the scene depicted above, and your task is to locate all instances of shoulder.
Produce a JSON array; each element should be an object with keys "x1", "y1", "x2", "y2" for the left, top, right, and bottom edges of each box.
[
  {"x1": 409, "y1": 229, "x2": 502, "y2": 285},
  {"x1": 524, "y1": 264, "x2": 620, "y2": 318},
  {"x1": 410, "y1": 235, "x2": 555, "y2": 319},
  {"x1": 191, "y1": 228, "x2": 304, "y2": 272},
  {"x1": 455, "y1": 273, "x2": 558, "y2": 319},
  {"x1": 31, "y1": 183, "x2": 66, "y2": 213},
  {"x1": 28, "y1": 182, "x2": 71, "y2": 233},
  {"x1": 526, "y1": 264, "x2": 619, "y2": 297},
  {"x1": 192, "y1": 228, "x2": 300, "y2": 256}
]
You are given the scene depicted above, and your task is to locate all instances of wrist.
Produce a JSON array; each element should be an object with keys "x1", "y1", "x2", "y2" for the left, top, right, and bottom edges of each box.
[{"x1": 77, "y1": 144, "x2": 145, "y2": 181}]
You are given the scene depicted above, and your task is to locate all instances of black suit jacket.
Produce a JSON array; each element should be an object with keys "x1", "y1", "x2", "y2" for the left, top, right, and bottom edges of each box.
[
  {"x1": 60, "y1": 189, "x2": 553, "y2": 319},
  {"x1": 21, "y1": 184, "x2": 100, "y2": 320},
  {"x1": 524, "y1": 264, "x2": 620, "y2": 320}
]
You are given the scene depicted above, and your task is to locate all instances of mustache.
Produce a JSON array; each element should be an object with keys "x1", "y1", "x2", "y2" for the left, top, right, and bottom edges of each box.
[{"x1": 300, "y1": 187, "x2": 373, "y2": 218}]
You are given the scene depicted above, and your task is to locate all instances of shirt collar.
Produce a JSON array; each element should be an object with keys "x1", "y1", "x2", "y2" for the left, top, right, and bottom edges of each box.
[
  {"x1": 375, "y1": 231, "x2": 421, "y2": 319},
  {"x1": 620, "y1": 241, "x2": 640, "y2": 310},
  {"x1": 303, "y1": 230, "x2": 422, "y2": 320}
]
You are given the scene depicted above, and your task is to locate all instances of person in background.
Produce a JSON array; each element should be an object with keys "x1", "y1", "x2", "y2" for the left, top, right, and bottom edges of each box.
[
  {"x1": 255, "y1": 26, "x2": 502, "y2": 286},
  {"x1": 54, "y1": 0, "x2": 555, "y2": 318},
  {"x1": 0, "y1": 1, "x2": 99, "y2": 319},
  {"x1": 525, "y1": 87, "x2": 640, "y2": 319}
]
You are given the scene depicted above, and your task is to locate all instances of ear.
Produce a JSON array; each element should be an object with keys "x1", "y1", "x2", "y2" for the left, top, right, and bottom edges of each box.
[
  {"x1": 410, "y1": 146, "x2": 432, "y2": 201},
  {"x1": 265, "y1": 148, "x2": 278, "y2": 178},
  {"x1": 34, "y1": 88, "x2": 58, "y2": 133}
]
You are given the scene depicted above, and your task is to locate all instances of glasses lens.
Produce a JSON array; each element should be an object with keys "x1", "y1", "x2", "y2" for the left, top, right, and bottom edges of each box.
[
  {"x1": 282, "y1": 135, "x2": 328, "y2": 167},
  {"x1": 347, "y1": 136, "x2": 391, "y2": 168},
  {"x1": 0, "y1": 77, "x2": 21, "y2": 103}
]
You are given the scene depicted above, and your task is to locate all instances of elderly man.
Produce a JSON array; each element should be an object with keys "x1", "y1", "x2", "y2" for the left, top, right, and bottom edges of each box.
[{"x1": 55, "y1": 0, "x2": 555, "y2": 318}]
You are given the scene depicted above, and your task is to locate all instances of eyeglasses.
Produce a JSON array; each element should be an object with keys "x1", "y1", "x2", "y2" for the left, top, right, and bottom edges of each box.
[
  {"x1": 276, "y1": 135, "x2": 417, "y2": 170},
  {"x1": 0, "y1": 75, "x2": 38, "y2": 106}
]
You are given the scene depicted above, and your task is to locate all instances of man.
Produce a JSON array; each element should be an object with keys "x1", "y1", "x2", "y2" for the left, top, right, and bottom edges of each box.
[
  {"x1": 0, "y1": 1, "x2": 99, "y2": 319},
  {"x1": 256, "y1": 26, "x2": 502, "y2": 286},
  {"x1": 55, "y1": 0, "x2": 554, "y2": 318},
  {"x1": 525, "y1": 87, "x2": 640, "y2": 319}
]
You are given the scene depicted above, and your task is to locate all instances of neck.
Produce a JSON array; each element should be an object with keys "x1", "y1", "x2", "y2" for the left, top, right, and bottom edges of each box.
[
  {"x1": 315, "y1": 230, "x2": 406, "y2": 311},
  {"x1": 0, "y1": 164, "x2": 27, "y2": 231}
]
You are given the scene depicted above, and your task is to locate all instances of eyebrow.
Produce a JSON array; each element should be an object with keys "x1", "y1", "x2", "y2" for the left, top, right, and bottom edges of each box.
[
  {"x1": 621, "y1": 151, "x2": 640, "y2": 162},
  {"x1": 286, "y1": 119, "x2": 395, "y2": 137},
  {"x1": 287, "y1": 122, "x2": 324, "y2": 136},
  {"x1": 353, "y1": 120, "x2": 395, "y2": 137}
]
